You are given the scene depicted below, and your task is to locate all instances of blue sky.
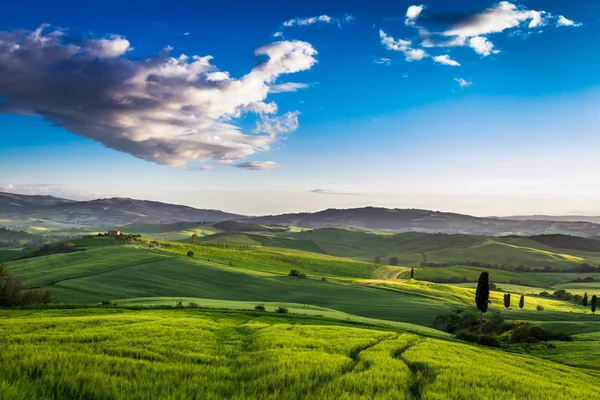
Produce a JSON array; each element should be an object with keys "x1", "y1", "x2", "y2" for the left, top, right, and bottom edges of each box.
[{"x1": 1, "y1": 0, "x2": 599, "y2": 215}]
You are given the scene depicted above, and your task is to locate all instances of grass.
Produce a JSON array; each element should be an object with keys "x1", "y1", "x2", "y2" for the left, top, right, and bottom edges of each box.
[
  {"x1": 411, "y1": 265, "x2": 554, "y2": 286},
  {"x1": 0, "y1": 308, "x2": 598, "y2": 400}
]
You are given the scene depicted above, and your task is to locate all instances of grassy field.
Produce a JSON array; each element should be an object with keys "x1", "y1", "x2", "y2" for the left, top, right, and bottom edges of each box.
[{"x1": 0, "y1": 308, "x2": 598, "y2": 400}]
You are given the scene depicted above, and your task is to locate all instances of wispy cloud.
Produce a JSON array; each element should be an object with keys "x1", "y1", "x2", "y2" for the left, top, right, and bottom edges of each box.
[
  {"x1": 254, "y1": 112, "x2": 299, "y2": 137},
  {"x1": 282, "y1": 14, "x2": 353, "y2": 28},
  {"x1": 455, "y1": 77, "x2": 473, "y2": 88},
  {"x1": 235, "y1": 161, "x2": 280, "y2": 170},
  {"x1": 269, "y1": 82, "x2": 309, "y2": 93},
  {"x1": 0, "y1": 26, "x2": 318, "y2": 168},
  {"x1": 374, "y1": 57, "x2": 391, "y2": 65},
  {"x1": 379, "y1": 30, "x2": 426, "y2": 61},
  {"x1": 311, "y1": 189, "x2": 363, "y2": 196},
  {"x1": 273, "y1": 31, "x2": 283, "y2": 37}
]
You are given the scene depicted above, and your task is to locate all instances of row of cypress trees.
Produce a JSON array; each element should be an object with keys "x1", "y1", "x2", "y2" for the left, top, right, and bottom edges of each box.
[{"x1": 475, "y1": 272, "x2": 598, "y2": 343}]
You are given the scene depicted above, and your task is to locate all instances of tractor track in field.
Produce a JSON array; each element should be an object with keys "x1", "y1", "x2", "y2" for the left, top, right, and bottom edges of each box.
[{"x1": 392, "y1": 338, "x2": 437, "y2": 400}]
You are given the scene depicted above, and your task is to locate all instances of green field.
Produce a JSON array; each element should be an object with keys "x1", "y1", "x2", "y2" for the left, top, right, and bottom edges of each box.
[
  {"x1": 2, "y1": 233, "x2": 600, "y2": 399},
  {"x1": 0, "y1": 308, "x2": 599, "y2": 400}
]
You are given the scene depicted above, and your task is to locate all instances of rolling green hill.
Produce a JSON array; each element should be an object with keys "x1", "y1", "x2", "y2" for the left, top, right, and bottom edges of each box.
[{"x1": 0, "y1": 308, "x2": 598, "y2": 400}]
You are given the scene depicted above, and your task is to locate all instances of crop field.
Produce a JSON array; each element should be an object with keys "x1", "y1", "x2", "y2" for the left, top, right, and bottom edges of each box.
[
  {"x1": 2, "y1": 233, "x2": 600, "y2": 400},
  {"x1": 0, "y1": 308, "x2": 599, "y2": 400}
]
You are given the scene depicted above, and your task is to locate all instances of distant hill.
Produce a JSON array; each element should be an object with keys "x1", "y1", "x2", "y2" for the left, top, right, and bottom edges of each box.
[
  {"x1": 0, "y1": 192, "x2": 242, "y2": 227},
  {"x1": 500, "y1": 215, "x2": 600, "y2": 224},
  {"x1": 244, "y1": 207, "x2": 600, "y2": 236}
]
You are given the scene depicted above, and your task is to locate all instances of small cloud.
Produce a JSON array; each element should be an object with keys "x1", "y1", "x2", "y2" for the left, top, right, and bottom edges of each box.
[
  {"x1": 557, "y1": 16, "x2": 581, "y2": 27},
  {"x1": 311, "y1": 189, "x2": 363, "y2": 196},
  {"x1": 379, "y1": 29, "x2": 427, "y2": 61},
  {"x1": 283, "y1": 15, "x2": 333, "y2": 27},
  {"x1": 273, "y1": 31, "x2": 283, "y2": 37},
  {"x1": 402, "y1": 73, "x2": 409, "y2": 78},
  {"x1": 254, "y1": 111, "x2": 300, "y2": 137},
  {"x1": 182, "y1": 32, "x2": 190, "y2": 36},
  {"x1": 187, "y1": 165, "x2": 213, "y2": 171},
  {"x1": 433, "y1": 54, "x2": 460, "y2": 66},
  {"x1": 374, "y1": 57, "x2": 391, "y2": 65},
  {"x1": 405, "y1": 5, "x2": 425, "y2": 26},
  {"x1": 454, "y1": 77, "x2": 472, "y2": 88},
  {"x1": 282, "y1": 14, "x2": 352, "y2": 28},
  {"x1": 235, "y1": 161, "x2": 280, "y2": 170},
  {"x1": 468, "y1": 36, "x2": 499, "y2": 56},
  {"x1": 269, "y1": 82, "x2": 309, "y2": 93}
]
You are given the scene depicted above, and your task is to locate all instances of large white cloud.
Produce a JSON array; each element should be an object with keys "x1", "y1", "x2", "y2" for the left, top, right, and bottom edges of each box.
[{"x1": 0, "y1": 26, "x2": 317, "y2": 167}]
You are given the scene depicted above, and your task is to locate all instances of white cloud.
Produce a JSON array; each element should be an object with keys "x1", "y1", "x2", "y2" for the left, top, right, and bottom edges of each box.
[
  {"x1": 254, "y1": 111, "x2": 299, "y2": 137},
  {"x1": 405, "y1": 5, "x2": 425, "y2": 26},
  {"x1": 374, "y1": 57, "x2": 391, "y2": 65},
  {"x1": 403, "y1": 2, "x2": 578, "y2": 61},
  {"x1": 234, "y1": 161, "x2": 280, "y2": 170},
  {"x1": 443, "y1": 2, "x2": 546, "y2": 38},
  {"x1": 557, "y1": 16, "x2": 581, "y2": 27},
  {"x1": 455, "y1": 77, "x2": 472, "y2": 88},
  {"x1": 273, "y1": 31, "x2": 283, "y2": 37},
  {"x1": 379, "y1": 30, "x2": 427, "y2": 61},
  {"x1": 283, "y1": 15, "x2": 333, "y2": 27},
  {"x1": 433, "y1": 54, "x2": 460, "y2": 66},
  {"x1": 282, "y1": 14, "x2": 353, "y2": 28},
  {"x1": 269, "y1": 82, "x2": 309, "y2": 93},
  {"x1": 468, "y1": 36, "x2": 499, "y2": 56},
  {"x1": 0, "y1": 26, "x2": 318, "y2": 168}
]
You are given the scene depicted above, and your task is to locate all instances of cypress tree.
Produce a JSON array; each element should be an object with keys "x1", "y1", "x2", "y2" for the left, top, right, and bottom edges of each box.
[
  {"x1": 475, "y1": 272, "x2": 491, "y2": 343},
  {"x1": 503, "y1": 293, "x2": 511, "y2": 309},
  {"x1": 582, "y1": 292, "x2": 588, "y2": 314},
  {"x1": 591, "y1": 295, "x2": 597, "y2": 315},
  {"x1": 519, "y1": 295, "x2": 524, "y2": 310},
  {"x1": 410, "y1": 268, "x2": 414, "y2": 279}
]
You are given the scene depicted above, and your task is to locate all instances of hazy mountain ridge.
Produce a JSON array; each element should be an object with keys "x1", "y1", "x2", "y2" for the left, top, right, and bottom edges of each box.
[
  {"x1": 0, "y1": 192, "x2": 242, "y2": 226},
  {"x1": 244, "y1": 207, "x2": 600, "y2": 236},
  {"x1": 3, "y1": 192, "x2": 600, "y2": 235}
]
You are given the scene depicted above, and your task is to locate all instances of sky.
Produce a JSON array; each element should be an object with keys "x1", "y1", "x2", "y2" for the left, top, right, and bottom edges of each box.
[{"x1": 1, "y1": 0, "x2": 600, "y2": 216}]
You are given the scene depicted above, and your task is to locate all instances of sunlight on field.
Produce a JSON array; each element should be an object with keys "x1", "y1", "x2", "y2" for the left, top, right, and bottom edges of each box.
[{"x1": 0, "y1": 309, "x2": 597, "y2": 400}]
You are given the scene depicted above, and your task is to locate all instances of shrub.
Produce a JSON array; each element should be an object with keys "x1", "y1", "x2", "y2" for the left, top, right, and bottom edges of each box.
[
  {"x1": 187, "y1": 250, "x2": 194, "y2": 258},
  {"x1": 187, "y1": 302, "x2": 200, "y2": 308},
  {"x1": 289, "y1": 270, "x2": 306, "y2": 278},
  {"x1": 255, "y1": 304, "x2": 266, "y2": 311},
  {"x1": 321, "y1": 277, "x2": 327, "y2": 281},
  {"x1": 455, "y1": 330, "x2": 502, "y2": 347},
  {"x1": 509, "y1": 326, "x2": 571, "y2": 343},
  {"x1": 101, "y1": 300, "x2": 112, "y2": 306},
  {"x1": 536, "y1": 305, "x2": 544, "y2": 311},
  {"x1": 275, "y1": 306, "x2": 289, "y2": 314},
  {"x1": 175, "y1": 300, "x2": 184, "y2": 308}
]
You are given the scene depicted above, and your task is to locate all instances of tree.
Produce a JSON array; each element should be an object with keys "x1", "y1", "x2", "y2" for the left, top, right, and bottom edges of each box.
[
  {"x1": 389, "y1": 256, "x2": 399, "y2": 266},
  {"x1": 519, "y1": 295, "x2": 524, "y2": 310},
  {"x1": 191, "y1": 234, "x2": 198, "y2": 243},
  {"x1": 475, "y1": 272, "x2": 491, "y2": 344},
  {"x1": 374, "y1": 255, "x2": 381, "y2": 264},
  {"x1": 591, "y1": 295, "x2": 597, "y2": 315},
  {"x1": 410, "y1": 268, "x2": 414, "y2": 279},
  {"x1": 187, "y1": 250, "x2": 194, "y2": 258},
  {"x1": 582, "y1": 292, "x2": 588, "y2": 314},
  {"x1": 503, "y1": 293, "x2": 511, "y2": 309}
]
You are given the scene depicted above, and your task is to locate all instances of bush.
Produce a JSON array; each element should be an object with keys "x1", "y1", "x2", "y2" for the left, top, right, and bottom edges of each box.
[
  {"x1": 255, "y1": 304, "x2": 266, "y2": 311},
  {"x1": 187, "y1": 250, "x2": 194, "y2": 258},
  {"x1": 187, "y1": 302, "x2": 200, "y2": 308},
  {"x1": 321, "y1": 277, "x2": 327, "y2": 281},
  {"x1": 101, "y1": 300, "x2": 112, "y2": 306},
  {"x1": 509, "y1": 326, "x2": 571, "y2": 344},
  {"x1": 275, "y1": 306, "x2": 289, "y2": 314},
  {"x1": 175, "y1": 300, "x2": 184, "y2": 308},
  {"x1": 536, "y1": 305, "x2": 544, "y2": 311},
  {"x1": 455, "y1": 330, "x2": 502, "y2": 347},
  {"x1": 289, "y1": 270, "x2": 306, "y2": 278}
]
